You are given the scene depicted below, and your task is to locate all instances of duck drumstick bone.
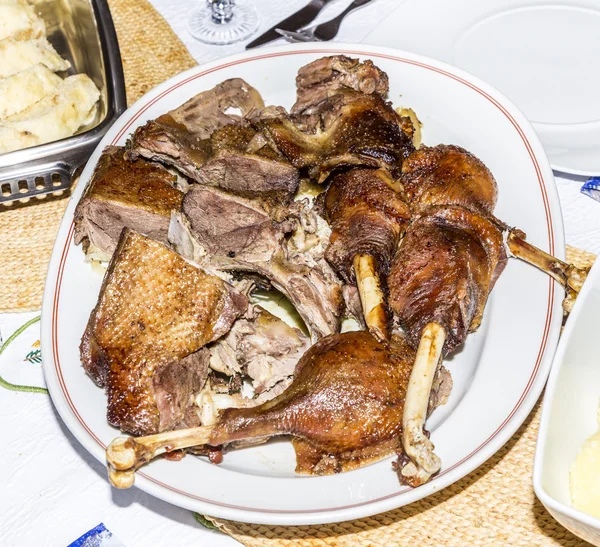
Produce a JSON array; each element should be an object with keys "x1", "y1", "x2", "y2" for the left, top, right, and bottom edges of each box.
[
  {"x1": 323, "y1": 168, "x2": 412, "y2": 341},
  {"x1": 506, "y1": 230, "x2": 588, "y2": 313},
  {"x1": 401, "y1": 321, "x2": 446, "y2": 485}
]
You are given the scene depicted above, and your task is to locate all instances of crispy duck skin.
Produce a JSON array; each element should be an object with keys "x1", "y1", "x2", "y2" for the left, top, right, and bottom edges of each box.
[
  {"x1": 388, "y1": 205, "x2": 506, "y2": 353},
  {"x1": 258, "y1": 92, "x2": 415, "y2": 182},
  {"x1": 401, "y1": 144, "x2": 498, "y2": 214},
  {"x1": 106, "y1": 331, "x2": 415, "y2": 486},
  {"x1": 81, "y1": 230, "x2": 247, "y2": 436},
  {"x1": 324, "y1": 168, "x2": 411, "y2": 283},
  {"x1": 73, "y1": 146, "x2": 183, "y2": 260}
]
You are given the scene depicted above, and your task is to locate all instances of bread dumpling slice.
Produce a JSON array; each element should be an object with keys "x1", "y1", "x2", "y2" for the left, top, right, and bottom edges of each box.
[
  {"x1": 0, "y1": 64, "x2": 62, "y2": 119},
  {"x1": 0, "y1": 74, "x2": 100, "y2": 153},
  {"x1": 0, "y1": 37, "x2": 70, "y2": 79},
  {"x1": 0, "y1": 0, "x2": 45, "y2": 42}
]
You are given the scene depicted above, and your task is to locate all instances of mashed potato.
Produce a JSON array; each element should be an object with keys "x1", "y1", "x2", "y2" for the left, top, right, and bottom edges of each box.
[{"x1": 570, "y1": 401, "x2": 600, "y2": 518}]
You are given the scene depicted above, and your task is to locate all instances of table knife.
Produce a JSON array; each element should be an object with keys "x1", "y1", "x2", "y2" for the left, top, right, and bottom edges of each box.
[{"x1": 246, "y1": 0, "x2": 333, "y2": 49}]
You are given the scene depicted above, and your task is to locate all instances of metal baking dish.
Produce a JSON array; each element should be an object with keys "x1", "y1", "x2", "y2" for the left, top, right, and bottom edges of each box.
[{"x1": 0, "y1": 0, "x2": 126, "y2": 205}]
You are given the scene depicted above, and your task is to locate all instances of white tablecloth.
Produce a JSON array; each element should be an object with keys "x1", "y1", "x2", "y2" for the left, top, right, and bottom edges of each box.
[{"x1": 2, "y1": 1, "x2": 600, "y2": 545}]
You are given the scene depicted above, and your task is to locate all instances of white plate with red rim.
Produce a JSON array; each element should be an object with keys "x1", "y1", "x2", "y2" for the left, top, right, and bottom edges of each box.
[{"x1": 41, "y1": 43, "x2": 564, "y2": 525}]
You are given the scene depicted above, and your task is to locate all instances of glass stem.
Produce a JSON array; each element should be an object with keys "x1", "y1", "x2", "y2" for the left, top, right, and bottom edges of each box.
[{"x1": 209, "y1": 0, "x2": 235, "y2": 24}]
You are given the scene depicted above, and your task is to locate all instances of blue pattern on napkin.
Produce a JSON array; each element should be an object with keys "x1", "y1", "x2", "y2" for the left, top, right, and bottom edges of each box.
[
  {"x1": 581, "y1": 177, "x2": 600, "y2": 202},
  {"x1": 68, "y1": 523, "x2": 124, "y2": 547}
]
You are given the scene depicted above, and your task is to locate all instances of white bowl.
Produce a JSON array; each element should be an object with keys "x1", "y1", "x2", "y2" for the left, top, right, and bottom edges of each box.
[{"x1": 534, "y1": 258, "x2": 600, "y2": 544}]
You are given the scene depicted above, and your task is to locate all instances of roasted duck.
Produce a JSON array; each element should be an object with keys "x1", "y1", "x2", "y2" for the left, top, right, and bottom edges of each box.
[
  {"x1": 129, "y1": 78, "x2": 299, "y2": 206},
  {"x1": 323, "y1": 167, "x2": 411, "y2": 341},
  {"x1": 74, "y1": 146, "x2": 183, "y2": 261},
  {"x1": 106, "y1": 331, "x2": 415, "y2": 487},
  {"x1": 81, "y1": 229, "x2": 247, "y2": 435},
  {"x1": 67, "y1": 54, "x2": 590, "y2": 490}
]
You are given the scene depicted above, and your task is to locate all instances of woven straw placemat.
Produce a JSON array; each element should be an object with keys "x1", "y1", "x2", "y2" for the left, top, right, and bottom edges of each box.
[{"x1": 0, "y1": 3, "x2": 598, "y2": 545}]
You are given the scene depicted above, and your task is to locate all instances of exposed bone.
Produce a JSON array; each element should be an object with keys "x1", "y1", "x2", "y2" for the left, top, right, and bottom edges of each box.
[
  {"x1": 107, "y1": 424, "x2": 216, "y2": 488},
  {"x1": 353, "y1": 254, "x2": 389, "y2": 342},
  {"x1": 506, "y1": 231, "x2": 590, "y2": 313},
  {"x1": 400, "y1": 322, "x2": 446, "y2": 486}
]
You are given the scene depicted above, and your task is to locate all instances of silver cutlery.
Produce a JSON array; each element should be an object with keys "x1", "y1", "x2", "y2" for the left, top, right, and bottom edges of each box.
[
  {"x1": 246, "y1": 0, "x2": 335, "y2": 49},
  {"x1": 276, "y1": 0, "x2": 374, "y2": 42}
]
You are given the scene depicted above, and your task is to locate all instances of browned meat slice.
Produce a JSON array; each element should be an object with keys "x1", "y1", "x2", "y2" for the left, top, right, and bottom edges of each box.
[
  {"x1": 259, "y1": 93, "x2": 415, "y2": 182},
  {"x1": 128, "y1": 79, "x2": 299, "y2": 204},
  {"x1": 128, "y1": 79, "x2": 264, "y2": 176},
  {"x1": 209, "y1": 305, "x2": 310, "y2": 397},
  {"x1": 324, "y1": 168, "x2": 411, "y2": 283},
  {"x1": 401, "y1": 144, "x2": 498, "y2": 214},
  {"x1": 292, "y1": 55, "x2": 389, "y2": 115},
  {"x1": 169, "y1": 185, "x2": 343, "y2": 340},
  {"x1": 80, "y1": 230, "x2": 247, "y2": 435},
  {"x1": 173, "y1": 184, "x2": 289, "y2": 264},
  {"x1": 388, "y1": 205, "x2": 506, "y2": 353},
  {"x1": 197, "y1": 124, "x2": 299, "y2": 205},
  {"x1": 107, "y1": 331, "x2": 415, "y2": 484},
  {"x1": 127, "y1": 118, "x2": 212, "y2": 180},
  {"x1": 73, "y1": 146, "x2": 183, "y2": 261}
]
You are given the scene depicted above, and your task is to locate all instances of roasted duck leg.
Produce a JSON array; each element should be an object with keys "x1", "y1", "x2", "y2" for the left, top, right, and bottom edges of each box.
[
  {"x1": 106, "y1": 331, "x2": 414, "y2": 488},
  {"x1": 388, "y1": 206, "x2": 507, "y2": 485},
  {"x1": 402, "y1": 144, "x2": 589, "y2": 312},
  {"x1": 392, "y1": 144, "x2": 587, "y2": 483},
  {"x1": 323, "y1": 168, "x2": 411, "y2": 341}
]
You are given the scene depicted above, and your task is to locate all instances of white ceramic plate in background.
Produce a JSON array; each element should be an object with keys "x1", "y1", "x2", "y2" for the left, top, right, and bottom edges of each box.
[
  {"x1": 41, "y1": 43, "x2": 564, "y2": 525},
  {"x1": 534, "y1": 259, "x2": 600, "y2": 546},
  {"x1": 364, "y1": 0, "x2": 600, "y2": 176}
]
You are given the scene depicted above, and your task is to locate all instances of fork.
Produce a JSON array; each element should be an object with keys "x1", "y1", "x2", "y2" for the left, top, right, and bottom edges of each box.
[{"x1": 276, "y1": 0, "x2": 374, "y2": 42}]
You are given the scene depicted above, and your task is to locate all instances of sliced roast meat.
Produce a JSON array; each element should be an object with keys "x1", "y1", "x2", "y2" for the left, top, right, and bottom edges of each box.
[
  {"x1": 74, "y1": 146, "x2": 183, "y2": 261},
  {"x1": 128, "y1": 79, "x2": 299, "y2": 204},
  {"x1": 127, "y1": 118, "x2": 212, "y2": 182},
  {"x1": 174, "y1": 184, "x2": 289, "y2": 264},
  {"x1": 80, "y1": 229, "x2": 247, "y2": 435},
  {"x1": 197, "y1": 124, "x2": 299, "y2": 205},
  {"x1": 153, "y1": 349, "x2": 210, "y2": 432},
  {"x1": 169, "y1": 185, "x2": 344, "y2": 340},
  {"x1": 128, "y1": 78, "x2": 264, "y2": 176},
  {"x1": 157, "y1": 78, "x2": 265, "y2": 141}
]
